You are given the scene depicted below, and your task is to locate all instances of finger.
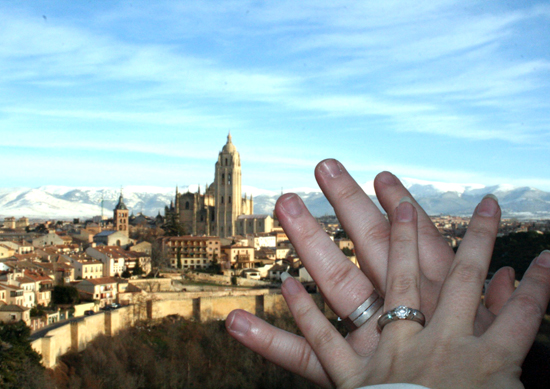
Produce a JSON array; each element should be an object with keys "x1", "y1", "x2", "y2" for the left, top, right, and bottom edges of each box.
[
  {"x1": 374, "y1": 171, "x2": 454, "y2": 284},
  {"x1": 226, "y1": 309, "x2": 332, "y2": 388},
  {"x1": 434, "y1": 195, "x2": 501, "y2": 334},
  {"x1": 315, "y1": 159, "x2": 390, "y2": 291},
  {"x1": 280, "y1": 273, "x2": 360, "y2": 387},
  {"x1": 484, "y1": 251, "x2": 550, "y2": 360},
  {"x1": 382, "y1": 198, "x2": 422, "y2": 336},
  {"x1": 276, "y1": 193, "x2": 376, "y2": 320},
  {"x1": 484, "y1": 267, "x2": 516, "y2": 316}
]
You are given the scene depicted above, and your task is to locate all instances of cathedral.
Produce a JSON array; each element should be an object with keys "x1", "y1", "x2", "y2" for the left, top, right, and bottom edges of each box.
[{"x1": 165, "y1": 134, "x2": 255, "y2": 238}]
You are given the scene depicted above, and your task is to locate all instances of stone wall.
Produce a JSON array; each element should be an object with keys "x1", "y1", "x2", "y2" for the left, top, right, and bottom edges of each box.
[
  {"x1": 185, "y1": 271, "x2": 232, "y2": 285},
  {"x1": 31, "y1": 307, "x2": 134, "y2": 368},
  {"x1": 30, "y1": 291, "x2": 328, "y2": 369},
  {"x1": 234, "y1": 277, "x2": 274, "y2": 287}
]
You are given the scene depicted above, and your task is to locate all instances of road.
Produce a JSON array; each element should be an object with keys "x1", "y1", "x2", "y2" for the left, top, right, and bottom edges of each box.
[{"x1": 29, "y1": 315, "x2": 86, "y2": 340}]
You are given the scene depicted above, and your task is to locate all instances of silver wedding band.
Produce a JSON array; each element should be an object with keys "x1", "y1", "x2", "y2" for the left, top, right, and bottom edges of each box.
[{"x1": 343, "y1": 290, "x2": 384, "y2": 331}]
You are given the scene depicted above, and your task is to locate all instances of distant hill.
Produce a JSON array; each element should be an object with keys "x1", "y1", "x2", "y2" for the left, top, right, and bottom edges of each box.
[{"x1": 0, "y1": 179, "x2": 549, "y2": 220}]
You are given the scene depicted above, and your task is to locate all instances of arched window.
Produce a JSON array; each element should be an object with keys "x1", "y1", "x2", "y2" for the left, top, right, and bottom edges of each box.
[
  {"x1": 225, "y1": 158, "x2": 228, "y2": 166},
  {"x1": 221, "y1": 196, "x2": 224, "y2": 204},
  {"x1": 221, "y1": 173, "x2": 225, "y2": 185},
  {"x1": 228, "y1": 173, "x2": 231, "y2": 185},
  {"x1": 228, "y1": 196, "x2": 232, "y2": 204},
  {"x1": 185, "y1": 201, "x2": 190, "y2": 210}
]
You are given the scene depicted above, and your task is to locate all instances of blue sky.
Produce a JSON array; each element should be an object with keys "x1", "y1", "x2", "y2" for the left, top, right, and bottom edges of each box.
[{"x1": 1, "y1": 0, "x2": 549, "y2": 191}]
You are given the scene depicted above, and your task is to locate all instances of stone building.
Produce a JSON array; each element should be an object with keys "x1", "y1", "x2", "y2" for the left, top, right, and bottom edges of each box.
[
  {"x1": 165, "y1": 134, "x2": 256, "y2": 238},
  {"x1": 161, "y1": 236, "x2": 221, "y2": 270},
  {"x1": 114, "y1": 192, "x2": 129, "y2": 237}
]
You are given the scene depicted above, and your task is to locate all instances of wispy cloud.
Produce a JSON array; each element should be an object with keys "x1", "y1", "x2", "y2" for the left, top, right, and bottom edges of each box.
[{"x1": 0, "y1": 1, "x2": 548, "y2": 192}]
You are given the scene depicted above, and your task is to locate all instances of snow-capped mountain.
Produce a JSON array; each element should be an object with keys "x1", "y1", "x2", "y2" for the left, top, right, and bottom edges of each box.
[{"x1": 0, "y1": 180, "x2": 549, "y2": 220}]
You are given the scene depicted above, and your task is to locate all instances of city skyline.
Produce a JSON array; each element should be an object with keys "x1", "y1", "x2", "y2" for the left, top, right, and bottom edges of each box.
[{"x1": 1, "y1": 1, "x2": 550, "y2": 191}]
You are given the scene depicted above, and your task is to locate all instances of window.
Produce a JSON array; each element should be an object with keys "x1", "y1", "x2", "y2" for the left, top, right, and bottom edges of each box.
[
  {"x1": 185, "y1": 201, "x2": 190, "y2": 210},
  {"x1": 228, "y1": 196, "x2": 232, "y2": 204},
  {"x1": 221, "y1": 196, "x2": 224, "y2": 204},
  {"x1": 228, "y1": 173, "x2": 231, "y2": 184},
  {"x1": 225, "y1": 158, "x2": 228, "y2": 166},
  {"x1": 221, "y1": 173, "x2": 225, "y2": 185}
]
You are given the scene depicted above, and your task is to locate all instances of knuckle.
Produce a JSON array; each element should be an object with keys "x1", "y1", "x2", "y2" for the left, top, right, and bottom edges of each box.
[
  {"x1": 293, "y1": 345, "x2": 315, "y2": 374},
  {"x1": 361, "y1": 221, "x2": 391, "y2": 245},
  {"x1": 293, "y1": 300, "x2": 317, "y2": 321},
  {"x1": 295, "y1": 224, "x2": 326, "y2": 250},
  {"x1": 310, "y1": 324, "x2": 338, "y2": 350},
  {"x1": 259, "y1": 327, "x2": 277, "y2": 352},
  {"x1": 391, "y1": 233, "x2": 415, "y2": 246},
  {"x1": 477, "y1": 343, "x2": 510, "y2": 374},
  {"x1": 466, "y1": 222, "x2": 496, "y2": 239},
  {"x1": 509, "y1": 292, "x2": 544, "y2": 319},
  {"x1": 325, "y1": 261, "x2": 357, "y2": 291},
  {"x1": 451, "y1": 262, "x2": 486, "y2": 284},
  {"x1": 417, "y1": 221, "x2": 442, "y2": 240},
  {"x1": 334, "y1": 183, "x2": 363, "y2": 204},
  {"x1": 388, "y1": 274, "x2": 419, "y2": 295}
]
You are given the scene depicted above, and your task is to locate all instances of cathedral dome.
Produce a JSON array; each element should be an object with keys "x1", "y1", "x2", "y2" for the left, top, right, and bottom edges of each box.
[{"x1": 222, "y1": 132, "x2": 237, "y2": 154}]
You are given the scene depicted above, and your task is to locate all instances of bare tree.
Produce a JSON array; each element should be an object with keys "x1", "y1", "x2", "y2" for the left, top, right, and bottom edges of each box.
[{"x1": 150, "y1": 239, "x2": 171, "y2": 278}]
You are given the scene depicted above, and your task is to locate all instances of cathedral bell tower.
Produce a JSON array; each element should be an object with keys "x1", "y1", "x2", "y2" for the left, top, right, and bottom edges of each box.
[
  {"x1": 214, "y1": 133, "x2": 242, "y2": 238},
  {"x1": 114, "y1": 190, "x2": 129, "y2": 237}
]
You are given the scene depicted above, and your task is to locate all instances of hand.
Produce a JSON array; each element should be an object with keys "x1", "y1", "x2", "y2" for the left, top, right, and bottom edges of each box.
[
  {"x1": 252, "y1": 200, "x2": 550, "y2": 388},
  {"x1": 226, "y1": 160, "x2": 516, "y2": 387}
]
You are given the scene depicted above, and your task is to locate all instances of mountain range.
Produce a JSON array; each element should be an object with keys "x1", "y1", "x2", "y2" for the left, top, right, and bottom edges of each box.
[{"x1": 0, "y1": 179, "x2": 549, "y2": 221}]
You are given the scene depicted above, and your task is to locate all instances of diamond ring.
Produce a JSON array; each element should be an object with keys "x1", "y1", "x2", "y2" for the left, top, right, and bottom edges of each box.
[
  {"x1": 377, "y1": 305, "x2": 425, "y2": 331},
  {"x1": 342, "y1": 290, "x2": 384, "y2": 331}
]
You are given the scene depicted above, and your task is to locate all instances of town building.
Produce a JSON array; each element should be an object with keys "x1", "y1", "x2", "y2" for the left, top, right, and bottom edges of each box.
[
  {"x1": 0, "y1": 304, "x2": 31, "y2": 325},
  {"x1": 235, "y1": 215, "x2": 274, "y2": 236},
  {"x1": 161, "y1": 236, "x2": 221, "y2": 270},
  {"x1": 93, "y1": 230, "x2": 131, "y2": 247},
  {"x1": 32, "y1": 232, "x2": 65, "y2": 247},
  {"x1": 63, "y1": 254, "x2": 104, "y2": 280},
  {"x1": 222, "y1": 244, "x2": 258, "y2": 270},
  {"x1": 74, "y1": 277, "x2": 118, "y2": 307},
  {"x1": 85, "y1": 246, "x2": 151, "y2": 277}
]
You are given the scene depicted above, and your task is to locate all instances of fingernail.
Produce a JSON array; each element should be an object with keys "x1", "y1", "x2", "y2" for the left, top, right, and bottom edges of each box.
[
  {"x1": 378, "y1": 171, "x2": 397, "y2": 186},
  {"x1": 280, "y1": 194, "x2": 303, "y2": 217},
  {"x1": 281, "y1": 271, "x2": 301, "y2": 295},
  {"x1": 399, "y1": 196, "x2": 413, "y2": 205},
  {"x1": 226, "y1": 311, "x2": 251, "y2": 335},
  {"x1": 476, "y1": 194, "x2": 499, "y2": 217},
  {"x1": 508, "y1": 267, "x2": 516, "y2": 282},
  {"x1": 318, "y1": 159, "x2": 343, "y2": 178},
  {"x1": 396, "y1": 199, "x2": 414, "y2": 222},
  {"x1": 536, "y1": 250, "x2": 550, "y2": 268}
]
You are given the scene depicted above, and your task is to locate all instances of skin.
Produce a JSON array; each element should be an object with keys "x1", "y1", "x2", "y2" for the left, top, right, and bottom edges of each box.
[{"x1": 225, "y1": 159, "x2": 546, "y2": 388}]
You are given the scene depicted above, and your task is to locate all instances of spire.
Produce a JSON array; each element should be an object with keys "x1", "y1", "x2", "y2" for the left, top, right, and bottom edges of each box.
[
  {"x1": 115, "y1": 188, "x2": 128, "y2": 210},
  {"x1": 222, "y1": 131, "x2": 237, "y2": 154},
  {"x1": 198, "y1": 184, "x2": 201, "y2": 194},
  {"x1": 176, "y1": 185, "x2": 179, "y2": 195}
]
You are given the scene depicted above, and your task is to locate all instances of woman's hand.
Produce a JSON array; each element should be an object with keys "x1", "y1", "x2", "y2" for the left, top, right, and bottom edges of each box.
[
  {"x1": 268, "y1": 198, "x2": 550, "y2": 388},
  {"x1": 226, "y1": 160, "x2": 523, "y2": 387}
]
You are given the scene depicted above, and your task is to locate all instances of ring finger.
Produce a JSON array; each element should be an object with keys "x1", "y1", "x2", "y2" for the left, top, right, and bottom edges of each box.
[{"x1": 382, "y1": 198, "x2": 422, "y2": 336}]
